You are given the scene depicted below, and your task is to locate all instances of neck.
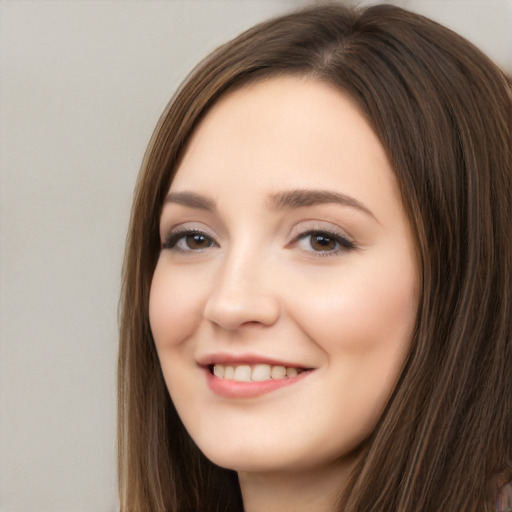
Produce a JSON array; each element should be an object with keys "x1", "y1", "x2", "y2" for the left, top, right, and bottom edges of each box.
[{"x1": 238, "y1": 458, "x2": 355, "y2": 512}]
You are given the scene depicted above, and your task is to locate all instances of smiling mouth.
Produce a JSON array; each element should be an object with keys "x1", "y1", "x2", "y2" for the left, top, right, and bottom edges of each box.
[
  {"x1": 203, "y1": 360, "x2": 314, "y2": 399},
  {"x1": 210, "y1": 363, "x2": 308, "y2": 382}
]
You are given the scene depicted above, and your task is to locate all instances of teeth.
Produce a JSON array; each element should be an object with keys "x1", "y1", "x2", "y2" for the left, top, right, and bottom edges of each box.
[
  {"x1": 252, "y1": 364, "x2": 271, "y2": 381},
  {"x1": 224, "y1": 365, "x2": 235, "y2": 379},
  {"x1": 233, "y1": 365, "x2": 251, "y2": 382},
  {"x1": 212, "y1": 363, "x2": 304, "y2": 381},
  {"x1": 271, "y1": 365, "x2": 286, "y2": 379},
  {"x1": 286, "y1": 367, "x2": 298, "y2": 378}
]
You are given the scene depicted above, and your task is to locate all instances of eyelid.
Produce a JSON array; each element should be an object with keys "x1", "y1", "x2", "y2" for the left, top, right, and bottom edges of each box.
[
  {"x1": 289, "y1": 221, "x2": 355, "y2": 243},
  {"x1": 287, "y1": 222, "x2": 358, "y2": 255},
  {"x1": 161, "y1": 223, "x2": 219, "y2": 251},
  {"x1": 295, "y1": 230, "x2": 355, "y2": 253}
]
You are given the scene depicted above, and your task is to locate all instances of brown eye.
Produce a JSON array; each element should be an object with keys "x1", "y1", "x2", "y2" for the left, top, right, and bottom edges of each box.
[
  {"x1": 185, "y1": 234, "x2": 214, "y2": 250},
  {"x1": 295, "y1": 230, "x2": 356, "y2": 255},
  {"x1": 309, "y1": 234, "x2": 337, "y2": 252},
  {"x1": 162, "y1": 230, "x2": 217, "y2": 251}
]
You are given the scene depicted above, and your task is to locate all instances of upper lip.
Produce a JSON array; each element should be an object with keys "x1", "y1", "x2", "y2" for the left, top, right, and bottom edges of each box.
[{"x1": 196, "y1": 352, "x2": 312, "y2": 369}]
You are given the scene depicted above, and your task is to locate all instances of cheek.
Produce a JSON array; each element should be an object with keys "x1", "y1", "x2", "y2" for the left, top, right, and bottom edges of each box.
[
  {"x1": 287, "y1": 252, "x2": 417, "y2": 410},
  {"x1": 293, "y1": 263, "x2": 416, "y2": 447},
  {"x1": 293, "y1": 251, "x2": 417, "y2": 353},
  {"x1": 149, "y1": 262, "x2": 206, "y2": 412},
  {"x1": 148, "y1": 260, "x2": 206, "y2": 349}
]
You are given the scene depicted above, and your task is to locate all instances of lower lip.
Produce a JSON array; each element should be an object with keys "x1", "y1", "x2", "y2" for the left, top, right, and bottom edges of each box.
[{"x1": 205, "y1": 368, "x2": 311, "y2": 399}]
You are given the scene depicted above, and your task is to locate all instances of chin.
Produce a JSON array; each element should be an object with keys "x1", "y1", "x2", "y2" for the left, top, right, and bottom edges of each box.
[
  {"x1": 193, "y1": 433, "x2": 360, "y2": 475},
  {"x1": 195, "y1": 439, "x2": 289, "y2": 473}
]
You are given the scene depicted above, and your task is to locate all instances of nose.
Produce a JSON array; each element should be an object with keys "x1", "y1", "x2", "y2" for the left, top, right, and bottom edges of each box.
[{"x1": 203, "y1": 252, "x2": 280, "y2": 331}]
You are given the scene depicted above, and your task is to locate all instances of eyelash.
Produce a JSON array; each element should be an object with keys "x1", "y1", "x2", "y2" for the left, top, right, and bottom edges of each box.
[
  {"x1": 292, "y1": 229, "x2": 356, "y2": 256},
  {"x1": 162, "y1": 228, "x2": 356, "y2": 255},
  {"x1": 162, "y1": 229, "x2": 217, "y2": 252}
]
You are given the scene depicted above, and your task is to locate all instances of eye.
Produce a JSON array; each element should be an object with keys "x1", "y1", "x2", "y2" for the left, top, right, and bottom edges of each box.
[
  {"x1": 162, "y1": 230, "x2": 218, "y2": 252},
  {"x1": 295, "y1": 230, "x2": 356, "y2": 254}
]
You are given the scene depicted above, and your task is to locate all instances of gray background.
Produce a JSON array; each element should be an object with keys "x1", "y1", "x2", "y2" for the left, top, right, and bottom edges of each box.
[{"x1": 1, "y1": 1, "x2": 510, "y2": 511}]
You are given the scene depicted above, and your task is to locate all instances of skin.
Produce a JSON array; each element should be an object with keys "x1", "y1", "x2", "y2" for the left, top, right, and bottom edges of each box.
[{"x1": 149, "y1": 76, "x2": 419, "y2": 512}]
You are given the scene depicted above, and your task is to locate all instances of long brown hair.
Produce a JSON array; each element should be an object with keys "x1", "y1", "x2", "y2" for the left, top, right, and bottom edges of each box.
[{"x1": 118, "y1": 3, "x2": 512, "y2": 511}]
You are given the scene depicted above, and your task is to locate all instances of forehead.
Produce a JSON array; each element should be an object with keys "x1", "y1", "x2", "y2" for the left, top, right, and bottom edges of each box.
[{"x1": 171, "y1": 76, "x2": 400, "y2": 218}]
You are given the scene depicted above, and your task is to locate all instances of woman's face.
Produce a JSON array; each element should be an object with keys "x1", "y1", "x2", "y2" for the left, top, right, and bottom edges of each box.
[{"x1": 149, "y1": 77, "x2": 419, "y2": 476}]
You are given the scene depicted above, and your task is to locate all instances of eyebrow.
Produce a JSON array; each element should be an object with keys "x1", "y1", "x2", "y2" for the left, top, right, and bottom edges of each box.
[
  {"x1": 268, "y1": 189, "x2": 377, "y2": 220},
  {"x1": 164, "y1": 191, "x2": 216, "y2": 211},
  {"x1": 164, "y1": 188, "x2": 377, "y2": 221}
]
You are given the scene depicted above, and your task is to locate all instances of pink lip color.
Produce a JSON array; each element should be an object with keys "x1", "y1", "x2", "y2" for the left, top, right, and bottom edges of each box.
[
  {"x1": 204, "y1": 367, "x2": 311, "y2": 399},
  {"x1": 197, "y1": 352, "x2": 308, "y2": 369}
]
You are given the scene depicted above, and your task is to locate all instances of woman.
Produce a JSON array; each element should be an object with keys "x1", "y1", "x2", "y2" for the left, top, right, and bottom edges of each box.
[{"x1": 118, "y1": 3, "x2": 512, "y2": 511}]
